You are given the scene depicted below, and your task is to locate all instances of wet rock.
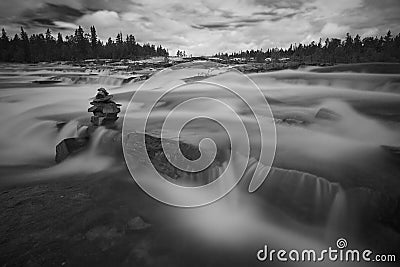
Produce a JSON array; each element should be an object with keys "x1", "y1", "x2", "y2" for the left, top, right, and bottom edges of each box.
[
  {"x1": 124, "y1": 239, "x2": 153, "y2": 265},
  {"x1": 55, "y1": 137, "x2": 89, "y2": 163},
  {"x1": 0, "y1": 178, "x2": 149, "y2": 266},
  {"x1": 126, "y1": 133, "x2": 203, "y2": 180},
  {"x1": 125, "y1": 132, "x2": 224, "y2": 185},
  {"x1": 85, "y1": 226, "x2": 122, "y2": 241},
  {"x1": 85, "y1": 226, "x2": 123, "y2": 251},
  {"x1": 345, "y1": 187, "x2": 400, "y2": 232},
  {"x1": 315, "y1": 107, "x2": 342, "y2": 121},
  {"x1": 55, "y1": 88, "x2": 123, "y2": 163},
  {"x1": 32, "y1": 80, "x2": 62, "y2": 84},
  {"x1": 127, "y1": 216, "x2": 151, "y2": 231},
  {"x1": 275, "y1": 118, "x2": 307, "y2": 126}
]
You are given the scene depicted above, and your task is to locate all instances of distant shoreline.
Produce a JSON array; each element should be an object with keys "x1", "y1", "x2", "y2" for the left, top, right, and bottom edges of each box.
[{"x1": 1, "y1": 59, "x2": 400, "y2": 75}]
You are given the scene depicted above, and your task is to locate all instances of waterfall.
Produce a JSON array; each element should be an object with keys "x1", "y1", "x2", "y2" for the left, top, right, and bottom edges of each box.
[
  {"x1": 326, "y1": 188, "x2": 348, "y2": 241},
  {"x1": 222, "y1": 155, "x2": 347, "y2": 227},
  {"x1": 54, "y1": 74, "x2": 140, "y2": 86},
  {"x1": 55, "y1": 120, "x2": 78, "y2": 144},
  {"x1": 77, "y1": 125, "x2": 88, "y2": 137},
  {"x1": 88, "y1": 127, "x2": 108, "y2": 155}
]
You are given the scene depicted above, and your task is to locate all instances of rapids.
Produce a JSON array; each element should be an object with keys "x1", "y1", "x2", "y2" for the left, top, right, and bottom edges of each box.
[{"x1": 1, "y1": 62, "x2": 400, "y2": 266}]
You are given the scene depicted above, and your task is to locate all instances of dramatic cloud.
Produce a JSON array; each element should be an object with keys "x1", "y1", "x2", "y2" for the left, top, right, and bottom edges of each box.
[
  {"x1": 321, "y1": 23, "x2": 351, "y2": 38},
  {"x1": 0, "y1": 0, "x2": 399, "y2": 55}
]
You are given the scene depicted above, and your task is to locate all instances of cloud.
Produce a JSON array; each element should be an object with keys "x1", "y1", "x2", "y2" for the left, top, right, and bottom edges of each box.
[
  {"x1": 53, "y1": 21, "x2": 78, "y2": 30},
  {"x1": 321, "y1": 23, "x2": 350, "y2": 38},
  {"x1": 194, "y1": 23, "x2": 230, "y2": 30},
  {"x1": 76, "y1": 10, "x2": 121, "y2": 29},
  {"x1": 253, "y1": 0, "x2": 309, "y2": 9},
  {"x1": 0, "y1": 0, "x2": 399, "y2": 56},
  {"x1": 19, "y1": 3, "x2": 84, "y2": 27},
  {"x1": 252, "y1": 11, "x2": 278, "y2": 16}
]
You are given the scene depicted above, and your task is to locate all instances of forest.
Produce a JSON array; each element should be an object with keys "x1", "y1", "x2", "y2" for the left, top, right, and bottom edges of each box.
[
  {"x1": 215, "y1": 31, "x2": 400, "y2": 64},
  {"x1": 0, "y1": 25, "x2": 169, "y2": 62},
  {"x1": 1, "y1": 25, "x2": 400, "y2": 64}
]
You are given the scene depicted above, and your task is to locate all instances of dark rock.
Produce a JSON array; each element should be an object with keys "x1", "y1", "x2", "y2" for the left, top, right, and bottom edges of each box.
[
  {"x1": 55, "y1": 138, "x2": 89, "y2": 163},
  {"x1": 345, "y1": 187, "x2": 400, "y2": 233},
  {"x1": 32, "y1": 80, "x2": 62, "y2": 84},
  {"x1": 97, "y1": 87, "x2": 109, "y2": 96},
  {"x1": 125, "y1": 132, "x2": 221, "y2": 184},
  {"x1": 90, "y1": 116, "x2": 118, "y2": 126},
  {"x1": 92, "y1": 95, "x2": 113, "y2": 102},
  {"x1": 282, "y1": 118, "x2": 305, "y2": 125},
  {"x1": 126, "y1": 133, "x2": 200, "y2": 179},
  {"x1": 88, "y1": 88, "x2": 121, "y2": 127}
]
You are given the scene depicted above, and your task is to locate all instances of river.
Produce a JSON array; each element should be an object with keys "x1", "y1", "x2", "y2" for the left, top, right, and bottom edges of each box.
[{"x1": 0, "y1": 61, "x2": 399, "y2": 266}]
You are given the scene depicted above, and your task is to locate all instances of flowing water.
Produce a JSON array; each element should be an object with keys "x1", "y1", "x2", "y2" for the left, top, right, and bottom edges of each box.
[{"x1": 1, "y1": 62, "x2": 400, "y2": 266}]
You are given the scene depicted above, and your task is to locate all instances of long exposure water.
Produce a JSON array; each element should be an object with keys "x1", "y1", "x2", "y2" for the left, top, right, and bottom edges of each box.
[{"x1": 1, "y1": 62, "x2": 399, "y2": 266}]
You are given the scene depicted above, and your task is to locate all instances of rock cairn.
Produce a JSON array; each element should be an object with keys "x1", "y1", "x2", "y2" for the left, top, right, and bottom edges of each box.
[
  {"x1": 56, "y1": 88, "x2": 122, "y2": 163},
  {"x1": 88, "y1": 88, "x2": 121, "y2": 126}
]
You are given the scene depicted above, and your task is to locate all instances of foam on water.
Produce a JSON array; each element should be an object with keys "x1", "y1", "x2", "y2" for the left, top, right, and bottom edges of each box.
[{"x1": 1, "y1": 62, "x2": 400, "y2": 262}]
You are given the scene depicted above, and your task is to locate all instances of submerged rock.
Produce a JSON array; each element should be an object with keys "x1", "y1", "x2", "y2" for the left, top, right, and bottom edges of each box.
[
  {"x1": 315, "y1": 107, "x2": 342, "y2": 121},
  {"x1": 127, "y1": 216, "x2": 151, "y2": 231},
  {"x1": 280, "y1": 118, "x2": 306, "y2": 125},
  {"x1": 85, "y1": 226, "x2": 122, "y2": 241}
]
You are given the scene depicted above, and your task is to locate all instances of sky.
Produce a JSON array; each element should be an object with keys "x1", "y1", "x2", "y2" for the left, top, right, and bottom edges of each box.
[{"x1": 0, "y1": 0, "x2": 399, "y2": 56}]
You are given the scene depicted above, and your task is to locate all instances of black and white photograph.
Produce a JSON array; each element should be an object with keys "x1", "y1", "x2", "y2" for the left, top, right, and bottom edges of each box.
[{"x1": 0, "y1": 0, "x2": 400, "y2": 266}]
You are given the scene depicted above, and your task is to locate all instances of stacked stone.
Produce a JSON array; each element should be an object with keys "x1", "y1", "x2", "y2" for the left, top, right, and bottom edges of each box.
[{"x1": 88, "y1": 88, "x2": 121, "y2": 126}]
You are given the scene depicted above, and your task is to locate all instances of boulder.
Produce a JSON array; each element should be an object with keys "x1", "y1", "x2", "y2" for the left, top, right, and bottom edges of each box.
[
  {"x1": 55, "y1": 138, "x2": 89, "y2": 163},
  {"x1": 125, "y1": 133, "x2": 221, "y2": 184},
  {"x1": 126, "y1": 133, "x2": 201, "y2": 179}
]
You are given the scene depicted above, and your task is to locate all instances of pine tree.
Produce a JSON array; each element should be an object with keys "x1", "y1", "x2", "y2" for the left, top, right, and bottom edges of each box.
[
  {"x1": 57, "y1": 33, "x2": 63, "y2": 46},
  {"x1": 90, "y1": 26, "x2": 97, "y2": 48},
  {"x1": 0, "y1": 28, "x2": 9, "y2": 61},
  {"x1": 20, "y1": 27, "x2": 30, "y2": 62}
]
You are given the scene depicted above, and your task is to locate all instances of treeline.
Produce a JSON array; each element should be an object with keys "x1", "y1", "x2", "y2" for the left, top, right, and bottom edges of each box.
[
  {"x1": 0, "y1": 26, "x2": 169, "y2": 62},
  {"x1": 215, "y1": 31, "x2": 400, "y2": 64}
]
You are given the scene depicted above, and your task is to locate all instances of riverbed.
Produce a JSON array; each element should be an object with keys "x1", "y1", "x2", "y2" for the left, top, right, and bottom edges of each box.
[{"x1": 1, "y1": 62, "x2": 399, "y2": 266}]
